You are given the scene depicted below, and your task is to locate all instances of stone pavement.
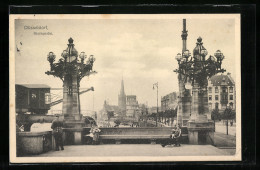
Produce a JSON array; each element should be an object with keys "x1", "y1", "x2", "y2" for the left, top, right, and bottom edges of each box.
[
  {"x1": 215, "y1": 122, "x2": 236, "y2": 136},
  {"x1": 36, "y1": 144, "x2": 234, "y2": 157},
  {"x1": 214, "y1": 132, "x2": 236, "y2": 147}
]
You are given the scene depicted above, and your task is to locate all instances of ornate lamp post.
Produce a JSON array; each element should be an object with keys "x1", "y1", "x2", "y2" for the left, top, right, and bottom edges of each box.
[
  {"x1": 153, "y1": 82, "x2": 159, "y2": 127},
  {"x1": 46, "y1": 38, "x2": 96, "y2": 144},
  {"x1": 174, "y1": 38, "x2": 225, "y2": 117},
  {"x1": 174, "y1": 36, "x2": 225, "y2": 144},
  {"x1": 175, "y1": 19, "x2": 193, "y2": 128}
]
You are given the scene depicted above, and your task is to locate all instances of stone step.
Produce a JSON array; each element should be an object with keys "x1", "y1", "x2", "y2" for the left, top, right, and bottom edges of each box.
[
  {"x1": 65, "y1": 120, "x2": 85, "y2": 124},
  {"x1": 64, "y1": 121, "x2": 85, "y2": 128},
  {"x1": 64, "y1": 114, "x2": 83, "y2": 121},
  {"x1": 65, "y1": 119, "x2": 84, "y2": 123},
  {"x1": 65, "y1": 117, "x2": 76, "y2": 120}
]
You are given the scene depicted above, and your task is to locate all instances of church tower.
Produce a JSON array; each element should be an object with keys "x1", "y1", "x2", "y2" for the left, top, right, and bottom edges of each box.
[{"x1": 118, "y1": 78, "x2": 126, "y2": 116}]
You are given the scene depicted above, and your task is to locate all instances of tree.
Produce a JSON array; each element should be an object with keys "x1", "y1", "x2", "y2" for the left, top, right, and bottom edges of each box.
[
  {"x1": 164, "y1": 110, "x2": 170, "y2": 125},
  {"x1": 149, "y1": 113, "x2": 157, "y2": 121},
  {"x1": 114, "y1": 119, "x2": 121, "y2": 126},
  {"x1": 211, "y1": 109, "x2": 221, "y2": 132},
  {"x1": 159, "y1": 112, "x2": 163, "y2": 123},
  {"x1": 167, "y1": 108, "x2": 177, "y2": 126},
  {"x1": 222, "y1": 108, "x2": 235, "y2": 135},
  {"x1": 107, "y1": 111, "x2": 114, "y2": 121}
]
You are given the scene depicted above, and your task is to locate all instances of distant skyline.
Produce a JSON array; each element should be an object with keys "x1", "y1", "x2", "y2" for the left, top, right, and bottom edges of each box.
[{"x1": 14, "y1": 15, "x2": 239, "y2": 112}]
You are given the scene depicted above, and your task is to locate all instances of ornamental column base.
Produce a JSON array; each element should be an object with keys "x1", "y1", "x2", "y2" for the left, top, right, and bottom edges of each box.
[
  {"x1": 63, "y1": 114, "x2": 85, "y2": 145},
  {"x1": 63, "y1": 127, "x2": 84, "y2": 145},
  {"x1": 187, "y1": 118, "x2": 214, "y2": 145}
]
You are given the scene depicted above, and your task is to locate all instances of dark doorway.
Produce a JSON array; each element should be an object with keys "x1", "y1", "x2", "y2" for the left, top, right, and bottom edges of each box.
[
  {"x1": 64, "y1": 132, "x2": 74, "y2": 145},
  {"x1": 198, "y1": 131, "x2": 207, "y2": 144}
]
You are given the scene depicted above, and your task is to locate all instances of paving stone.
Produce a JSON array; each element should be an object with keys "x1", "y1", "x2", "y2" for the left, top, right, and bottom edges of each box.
[{"x1": 36, "y1": 144, "x2": 234, "y2": 157}]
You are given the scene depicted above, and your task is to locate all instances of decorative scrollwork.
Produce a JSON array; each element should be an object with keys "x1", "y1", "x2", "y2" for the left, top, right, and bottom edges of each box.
[
  {"x1": 174, "y1": 37, "x2": 226, "y2": 89},
  {"x1": 45, "y1": 38, "x2": 97, "y2": 83}
]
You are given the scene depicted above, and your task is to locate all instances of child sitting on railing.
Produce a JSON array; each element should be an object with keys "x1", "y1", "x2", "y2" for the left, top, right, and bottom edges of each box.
[{"x1": 89, "y1": 125, "x2": 101, "y2": 145}]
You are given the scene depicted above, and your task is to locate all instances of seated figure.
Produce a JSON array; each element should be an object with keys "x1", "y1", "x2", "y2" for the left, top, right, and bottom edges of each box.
[{"x1": 161, "y1": 125, "x2": 182, "y2": 147}]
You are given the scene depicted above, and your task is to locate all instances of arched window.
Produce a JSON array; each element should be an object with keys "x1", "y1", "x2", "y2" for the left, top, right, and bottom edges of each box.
[
  {"x1": 229, "y1": 102, "x2": 233, "y2": 109},
  {"x1": 229, "y1": 87, "x2": 233, "y2": 93},
  {"x1": 215, "y1": 87, "x2": 219, "y2": 93}
]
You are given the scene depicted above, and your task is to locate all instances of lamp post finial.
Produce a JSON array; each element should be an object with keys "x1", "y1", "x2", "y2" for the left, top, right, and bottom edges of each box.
[{"x1": 68, "y1": 37, "x2": 74, "y2": 44}]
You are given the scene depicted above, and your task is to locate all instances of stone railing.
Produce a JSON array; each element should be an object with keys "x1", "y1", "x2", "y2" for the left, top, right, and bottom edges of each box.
[
  {"x1": 16, "y1": 131, "x2": 55, "y2": 156},
  {"x1": 16, "y1": 127, "x2": 189, "y2": 155},
  {"x1": 83, "y1": 127, "x2": 188, "y2": 144}
]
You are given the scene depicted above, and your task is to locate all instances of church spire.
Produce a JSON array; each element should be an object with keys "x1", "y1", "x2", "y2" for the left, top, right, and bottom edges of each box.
[
  {"x1": 118, "y1": 78, "x2": 126, "y2": 116},
  {"x1": 120, "y1": 78, "x2": 125, "y2": 95}
]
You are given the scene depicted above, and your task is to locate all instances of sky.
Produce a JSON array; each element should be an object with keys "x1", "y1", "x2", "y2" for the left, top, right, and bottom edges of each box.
[{"x1": 14, "y1": 16, "x2": 238, "y2": 113}]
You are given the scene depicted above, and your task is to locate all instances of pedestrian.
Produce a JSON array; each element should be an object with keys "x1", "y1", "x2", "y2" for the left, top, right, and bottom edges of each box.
[
  {"x1": 90, "y1": 125, "x2": 101, "y2": 145},
  {"x1": 51, "y1": 115, "x2": 64, "y2": 151},
  {"x1": 173, "y1": 124, "x2": 182, "y2": 147},
  {"x1": 161, "y1": 125, "x2": 177, "y2": 147}
]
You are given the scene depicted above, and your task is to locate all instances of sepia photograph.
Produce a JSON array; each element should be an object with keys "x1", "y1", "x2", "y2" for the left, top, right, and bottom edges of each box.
[{"x1": 9, "y1": 14, "x2": 241, "y2": 163}]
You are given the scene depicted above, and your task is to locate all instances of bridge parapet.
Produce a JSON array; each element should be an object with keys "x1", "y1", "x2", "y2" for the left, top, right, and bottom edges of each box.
[{"x1": 83, "y1": 127, "x2": 188, "y2": 144}]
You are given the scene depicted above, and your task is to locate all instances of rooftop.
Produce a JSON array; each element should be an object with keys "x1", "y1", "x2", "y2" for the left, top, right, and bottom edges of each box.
[
  {"x1": 209, "y1": 74, "x2": 235, "y2": 86},
  {"x1": 16, "y1": 84, "x2": 51, "y2": 89}
]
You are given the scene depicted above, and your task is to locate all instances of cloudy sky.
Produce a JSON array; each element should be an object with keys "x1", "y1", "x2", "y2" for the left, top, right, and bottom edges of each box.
[{"x1": 14, "y1": 15, "x2": 238, "y2": 113}]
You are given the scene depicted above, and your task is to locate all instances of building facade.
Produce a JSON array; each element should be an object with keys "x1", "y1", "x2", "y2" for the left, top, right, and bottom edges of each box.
[
  {"x1": 208, "y1": 73, "x2": 236, "y2": 114},
  {"x1": 148, "y1": 106, "x2": 162, "y2": 114},
  {"x1": 100, "y1": 100, "x2": 120, "y2": 120},
  {"x1": 161, "y1": 92, "x2": 178, "y2": 112},
  {"x1": 126, "y1": 95, "x2": 139, "y2": 117}
]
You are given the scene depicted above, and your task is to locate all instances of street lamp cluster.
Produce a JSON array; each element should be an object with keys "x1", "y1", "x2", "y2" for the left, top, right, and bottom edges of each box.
[
  {"x1": 45, "y1": 38, "x2": 97, "y2": 144},
  {"x1": 46, "y1": 37, "x2": 96, "y2": 84},
  {"x1": 173, "y1": 20, "x2": 227, "y2": 145},
  {"x1": 174, "y1": 37, "x2": 225, "y2": 89}
]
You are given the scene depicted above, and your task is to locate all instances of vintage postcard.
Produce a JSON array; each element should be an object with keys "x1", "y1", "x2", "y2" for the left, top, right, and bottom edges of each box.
[{"x1": 9, "y1": 14, "x2": 241, "y2": 163}]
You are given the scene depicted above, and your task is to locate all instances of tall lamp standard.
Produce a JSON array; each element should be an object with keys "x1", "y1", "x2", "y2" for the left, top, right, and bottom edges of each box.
[
  {"x1": 46, "y1": 38, "x2": 96, "y2": 144},
  {"x1": 174, "y1": 37, "x2": 225, "y2": 144},
  {"x1": 153, "y1": 82, "x2": 159, "y2": 127},
  {"x1": 174, "y1": 37, "x2": 225, "y2": 118}
]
